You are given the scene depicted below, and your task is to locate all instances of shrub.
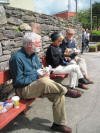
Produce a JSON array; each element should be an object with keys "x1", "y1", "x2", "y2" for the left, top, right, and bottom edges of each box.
[
  {"x1": 96, "y1": 43, "x2": 100, "y2": 51},
  {"x1": 91, "y1": 30, "x2": 100, "y2": 36},
  {"x1": 89, "y1": 45, "x2": 97, "y2": 52},
  {"x1": 96, "y1": 43, "x2": 100, "y2": 46}
]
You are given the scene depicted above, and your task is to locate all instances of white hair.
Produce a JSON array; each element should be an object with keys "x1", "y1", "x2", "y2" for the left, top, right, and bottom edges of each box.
[{"x1": 23, "y1": 32, "x2": 41, "y2": 46}]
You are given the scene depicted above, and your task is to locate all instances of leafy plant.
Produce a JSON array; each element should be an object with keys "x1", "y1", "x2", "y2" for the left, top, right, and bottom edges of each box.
[
  {"x1": 96, "y1": 43, "x2": 100, "y2": 46},
  {"x1": 78, "y1": 2, "x2": 100, "y2": 30},
  {"x1": 96, "y1": 43, "x2": 100, "y2": 51},
  {"x1": 15, "y1": 27, "x2": 20, "y2": 33},
  {"x1": 89, "y1": 45, "x2": 97, "y2": 52},
  {"x1": 92, "y1": 30, "x2": 100, "y2": 36}
]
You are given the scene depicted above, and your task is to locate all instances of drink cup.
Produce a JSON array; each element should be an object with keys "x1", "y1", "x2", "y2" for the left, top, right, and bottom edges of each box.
[
  {"x1": 12, "y1": 96, "x2": 20, "y2": 108},
  {"x1": 0, "y1": 102, "x2": 3, "y2": 112}
]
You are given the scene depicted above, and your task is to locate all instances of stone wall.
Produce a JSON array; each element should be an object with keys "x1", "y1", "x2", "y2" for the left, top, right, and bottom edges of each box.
[
  {"x1": 0, "y1": 5, "x2": 82, "y2": 71},
  {"x1": 0, "y1": 5, "x2": 82, "y2": 100}
]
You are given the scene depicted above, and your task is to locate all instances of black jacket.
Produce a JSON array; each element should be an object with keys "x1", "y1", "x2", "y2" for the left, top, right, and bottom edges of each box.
[{"x1": 46, "y1": 44, "x2": 67, "y2": 68}]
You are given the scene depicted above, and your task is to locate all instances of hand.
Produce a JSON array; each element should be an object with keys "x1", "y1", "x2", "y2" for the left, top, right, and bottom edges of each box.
[
  {"x1": 64, "y1": 48, "x2": 72, "y2": 56},
  {"x1": 38, "y1": 71, "x2": 50, "y2": 78},
  {"x1": 65, "y1": 57, "x2": 71, "y2": 62},
  {"x1": 74, "y1": 51, "x2": 79, "y2": 55},
  {"x1": 74, "y1": 49, "x2": 80, "y2": 55},
  {"x1": 43, "y1": 73, "x2": 50, "y2": 78}
]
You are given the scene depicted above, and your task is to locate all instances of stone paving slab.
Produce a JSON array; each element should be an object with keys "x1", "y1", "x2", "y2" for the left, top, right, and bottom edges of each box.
[{"x1": 1, "y1": 52, "x2": 100, "y2": 133}]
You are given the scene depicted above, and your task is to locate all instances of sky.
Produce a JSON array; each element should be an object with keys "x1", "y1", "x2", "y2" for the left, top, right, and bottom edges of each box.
[{"x1": 33, "y1": 0, "x2": 100, "y2": 15}]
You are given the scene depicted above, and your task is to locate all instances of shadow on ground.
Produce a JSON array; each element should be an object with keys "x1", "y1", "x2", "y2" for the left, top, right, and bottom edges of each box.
[{"x1": 1, "y1": 116, "x2": 52, "y2": 133}]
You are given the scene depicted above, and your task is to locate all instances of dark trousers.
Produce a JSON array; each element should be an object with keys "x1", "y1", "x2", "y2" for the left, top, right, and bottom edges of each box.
[{"x1": 81, "y1": 40, "x2": 89, "y2": 54}]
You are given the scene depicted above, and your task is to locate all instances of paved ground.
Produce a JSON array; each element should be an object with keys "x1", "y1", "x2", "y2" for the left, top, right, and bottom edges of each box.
[{"x1": 1, "y1": 52, "x2": 100, "y2": 133}]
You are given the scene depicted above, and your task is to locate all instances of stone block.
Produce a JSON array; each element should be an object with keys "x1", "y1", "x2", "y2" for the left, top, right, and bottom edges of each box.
[
  {"x1": 21, "y1": 15, "x2": 35, "y2": 22},
  {"x1": 5, "y1": 25, "x2": 18, "y2": 30},
  {"x1": 0, "y1": 42, "x2": 2, "y2": 56},
  {"x1": 0, "y1": 6, "x2": 7, "y2": 25},
  {"x1": 3, "y1": 50, "x2": 11, "y2": 55},
  {"x1": 19, "y1": 23, "x2": 31, "y2": 31},
  {"x1": 0, "y1": 61, "x2": 9, "y2": 71},
  {"x1": 3, "y1": 30, "x2": 16, "y2": 39},
  {"x1": 7, "y1": 17, "x2": 23, "y2": 25},
  {"x1": 0, "y1": 55, "x2": 11, "y2": 62},
  {"x1": 0, "y1": 33, "x2": 4, "y2": 41}
]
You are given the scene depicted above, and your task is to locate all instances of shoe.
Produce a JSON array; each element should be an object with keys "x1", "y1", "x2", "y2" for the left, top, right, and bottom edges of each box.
[
  {"x1": 85, "y1": 78, "x2": 94, "y2": 84},
  {"x1": 66, "y1": 88, "x2": 82, "y2": 98},
  {"x1": 51, "y1": 123, "x2": 72, "y2": 133},
  {"x1": 78, "y1": 83, "x2": 89, "y2": 90},
  {"x1": 78, "y1": 78, "x2": 89, "y2": 84}
]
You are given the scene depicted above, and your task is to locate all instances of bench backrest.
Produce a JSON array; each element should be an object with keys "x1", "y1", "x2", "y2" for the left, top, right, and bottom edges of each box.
[{"x1": 0, "y1": 70, "x2": 10, "y2": 85}]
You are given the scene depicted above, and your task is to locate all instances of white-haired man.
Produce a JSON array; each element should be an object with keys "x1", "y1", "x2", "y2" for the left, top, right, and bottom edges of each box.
[
  {"x1": 60, "y1": 28, "x2": 93, "y2": 87},
  {"x1": 9, "y1": 32, "x2": 83, "y2": 133}
]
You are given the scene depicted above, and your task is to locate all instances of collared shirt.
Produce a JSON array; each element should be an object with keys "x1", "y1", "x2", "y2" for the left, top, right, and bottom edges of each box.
[{"x1": 9, "y1": 48, "x2": 42, "y2": 88}]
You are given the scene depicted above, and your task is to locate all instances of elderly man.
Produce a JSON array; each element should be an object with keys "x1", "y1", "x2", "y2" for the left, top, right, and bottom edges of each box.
[
  {"x1": 9, "y1": 32, "x2": 83, "y2": 133},
  {"x1": 60, "y1": 28, "x2": 93, "y2": 87}
]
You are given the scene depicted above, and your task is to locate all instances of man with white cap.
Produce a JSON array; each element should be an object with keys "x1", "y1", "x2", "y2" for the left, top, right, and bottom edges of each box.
[{"x1": 9, "y1": 32, "x2": 84, "y2": 133}]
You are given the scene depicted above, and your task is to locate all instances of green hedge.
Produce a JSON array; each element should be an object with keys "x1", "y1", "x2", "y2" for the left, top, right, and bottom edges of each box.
[
  {"x1": 96, "y1": 43, "x2": 100, "y2": 46},
  {"x1": 91, "y1": 30, "x2": 100, "y2": 36},
  {"x1": 96, "y1": 43, "x2": 100, "y2": 51},
  {"x1": 89, "y1": 45, "x2": 97, "y2": 52}
]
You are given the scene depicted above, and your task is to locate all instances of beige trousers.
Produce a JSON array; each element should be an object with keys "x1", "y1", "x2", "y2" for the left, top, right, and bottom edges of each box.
[
  {"x1": 75, "y1": 56, "x2": 87, "y2": 76},
  {"x1": 53, "y1": 64, "x2": 83, "y2": 88},
  {"x1": 16, "y1": 77, "x2": 67, "y2": 125},
  {"x1": 70, "y1": 56, "x2": 88, "y2": 76}
]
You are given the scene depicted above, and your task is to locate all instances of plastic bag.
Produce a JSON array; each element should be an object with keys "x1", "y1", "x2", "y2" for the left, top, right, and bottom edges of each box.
[{"x1": 0, "y1": 101, "x2": 13, "y2": 114}]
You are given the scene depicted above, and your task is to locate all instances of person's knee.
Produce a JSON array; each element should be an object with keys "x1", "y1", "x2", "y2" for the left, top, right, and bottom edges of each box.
[
  {"x1": 48, "y1": 94, "x2": 65, "y2": 103},
  {"x1": 72, "y1": 64, "x2": 79, "y2": 72},
  {"x1": 39, "y1": 77, "x2": 52, "y2": 84}
]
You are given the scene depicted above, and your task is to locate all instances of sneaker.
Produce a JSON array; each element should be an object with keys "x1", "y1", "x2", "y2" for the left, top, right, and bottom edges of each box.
[
  {"x1": 51, "y1": 123, "x2": 72, "y2": 133},
  {"x1": 66, "y1": 88, "x2": 82, "y2": 98},
  {"x1": 78, "y1": 78, "x2": 89, "y2": 84}
]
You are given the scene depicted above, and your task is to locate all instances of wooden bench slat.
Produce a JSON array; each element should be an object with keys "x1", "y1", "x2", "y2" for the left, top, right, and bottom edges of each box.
[
  {"x1": 0, "y1": 102, "x2": 26, "y2": 129},
  {"x1": 50, "y1": 73, "x2": 68, "y2": 79},
  {"x1": 0, "y1": 99, "x2": 35, "y2": 129}
]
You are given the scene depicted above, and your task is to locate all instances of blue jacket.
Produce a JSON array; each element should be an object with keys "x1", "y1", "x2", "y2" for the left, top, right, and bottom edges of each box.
[{"x1": 9, "y1": 48, "x2": 42, "y2": 88}]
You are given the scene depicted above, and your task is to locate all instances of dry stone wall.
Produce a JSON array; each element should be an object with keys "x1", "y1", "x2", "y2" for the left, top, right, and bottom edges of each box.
[
  {"x1": 0, "y1": 5, "x2": 82, "y2": 71},
  {"x1": 0, "y1": 5, "x2": 82, "y2": 100}
]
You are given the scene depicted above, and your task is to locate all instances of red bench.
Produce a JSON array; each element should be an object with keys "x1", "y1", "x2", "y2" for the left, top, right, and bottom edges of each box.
[{"x1": 0, "y1": 70, "x2": 35, "y2": 130}]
